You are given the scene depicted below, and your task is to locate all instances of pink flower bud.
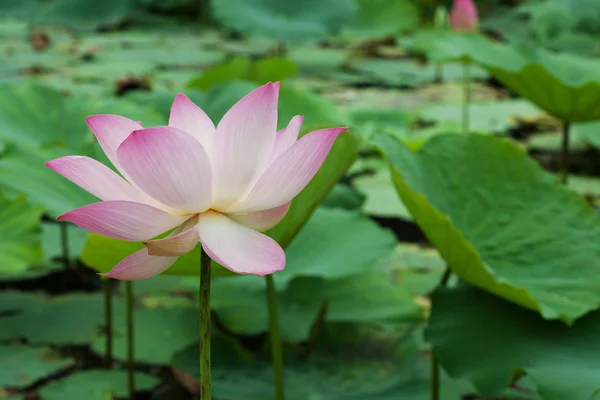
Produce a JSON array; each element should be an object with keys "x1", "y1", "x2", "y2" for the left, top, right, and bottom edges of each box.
[{"x1": 450, "y1": 0, "x2": 479, "y2": 33}]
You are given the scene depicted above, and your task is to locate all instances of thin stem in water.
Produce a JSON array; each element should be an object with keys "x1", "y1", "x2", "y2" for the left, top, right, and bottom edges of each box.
[
  {"x1": 60, "y1": 222, "x2": 71, "y2": 268},
  {"x1": 266, "y1": 274, "x2": 285, "y2": 400},
  {"x1": 462, "y1": 61, "x2": 471, "y2": 134},
  {"x1": 434, "y1": 62, "x2": 443, "y2": 84},
  {"x1": 431, "y1": 267, "x2": 451, "y2": 400},
  {"x1": 561, "y1": 121, "x2": 571, "y2": 185},
  {"x1": 200, "y1": 246, "x2": 212, "y2": 400},
  {"x1": 104, "y1": 279, "x2": 113, "y2": 369},
  {"x1": 126, "y1": 281, "x2": 135, "y2": 399}
]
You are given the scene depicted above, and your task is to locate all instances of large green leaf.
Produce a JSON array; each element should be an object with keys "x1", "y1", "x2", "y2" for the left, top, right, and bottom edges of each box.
[
  {"x1": 0, "y1": 196, "x2": 43, "y2": 276},
  {"x1": 430, "y1": 34, "x2": 600, "y2": 122},
  {"x1": 38, "y1": 370, "x2": 159, "y2": 400},
  {"x1": 187, "y1": 56, "x2": 298, "y2": 91},
  {"x1": 427, "y1": 284, "x2": 600, "y2": 399},
  {"x1": 375, "y1": 133, "x2": 600, "y2": 323},
  {"x1": 172, "y1": 325, "x2": 465, "y2": 399},
  {"x1": 211, "y1": 0, "x2": 358, "y2": 43},
  {"x1": 0, "y1": 292, "x2": 107, "y2": 345},
  {"x1": 0, "y1": 83, "x2": 163, "y2": 150},
  {"x1": 0, "y1": 345, "x2": 74, "y2": 389},
  {"x1": 341, "y1": 0, "x2": 420, "y2": 39},
  {"x1": 0, "y1": 0, "x2": 136, "y2": 29},
  {"x1": 92, "y1": 307, "x2": 198, "y2": 364}
]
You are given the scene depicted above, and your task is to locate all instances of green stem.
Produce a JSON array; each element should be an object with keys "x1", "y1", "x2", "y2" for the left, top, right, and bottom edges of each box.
[
  {"x1": 462, "y1": 61, "x2": 471, "y2": 134},
  {"x1": 60, "y1": 223, "x2": 71, "y2": 268},
  {"x1": 561, "y1": 121, "x2": 571, "y2": 185},
  {"x1": 266, "y1": 274, "x2": 285, "y2": 400},
  {"x1": 431, "y1": 267, "x2": 451, "y2": 400},
  {"x1": 104, "y1": 279, "x2": 113, "y2": 369},
  {"x1": 434, "y1": 62, "x2": 443, "y2": 84},
  {"x1": 126, "y1": 281, "x2": 135, "y2": 399},
  {"x1": 200, "y1": 247, "x2": 212, "y2": 400}
]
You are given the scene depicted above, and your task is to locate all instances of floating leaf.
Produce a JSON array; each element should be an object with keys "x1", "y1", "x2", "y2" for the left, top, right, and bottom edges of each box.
[
  {"x1": 212, "y1": 0, "x2": 358, "y2": 43},
  {"x1": 0, "y1": 196, "x2": 43, "y2": 276},
  {"x1": 376, "y1": 133, "x2": 600, "y2": 323},
  {"x1": 431, "y1": 34, "x2": 600, "y2": 122},
  {"x1": 427, "y1": 284, "x2": 600, "y2": 399},
  {"x1": 0, "y1": 292, "x2": 107, "y2": 345},
  {"x1": 172, "y1": 325, "x2": 464, "y2": 399},
  {"x1": 39, "y1": 370, "x2": 159, "y2": 400},
  {"x1": 188, "y1": 56, "x2": 298, "y2": 90},
  {"x1": 92, "y1": 307, "x2": 198, "y2": 364},
  {"x1": 419, "y1": 100, "x2": 544, "y2": 134},
  {"x1": 0, "y1": 345, "x2": 74, "y2": 389},
  {"x1": 341, "y1": 0, "x2": 421, "y2": 39}
]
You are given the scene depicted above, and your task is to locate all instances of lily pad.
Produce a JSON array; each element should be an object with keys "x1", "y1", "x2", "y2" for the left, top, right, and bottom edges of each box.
[
  {"x1": 0, "y1": 292, "x2": 108, "y2": 345},
  {"x1": 419, "y1": 100, "x2": 544, "y2": 134},
  {"x1": 427, "y1": 284, "x2": 600, "y2": 399},
  {"x1": 0, "y1": 345, "x2": 74, "y2": 389},
  {"x1": 172, "y1": 325, "x2": 464, "y2": 400},
  {"x1": 375, "y1": 133, "x2": 600, "y2": 323},
  {"x1": 91, "y1": 306, "x2": 198, "y2": 364},
  {"x1": 212, "y1": 0, "x2": 358, "y2": 43},
  {"x1": 38, "y1": 370, "x2": 159, "y2": 400},
  {"x1": 0, "y1": 196, "x2": 43, "y2": 276},
  {"x1": 431, "y1": 34, "x2": 600, "y2": 122},
  {"x1": 353, "y1": 171, "x2": 413, "y2": 220},
  {"x1": 341, "y1": 0, "x2": 420, "y2": 39}
]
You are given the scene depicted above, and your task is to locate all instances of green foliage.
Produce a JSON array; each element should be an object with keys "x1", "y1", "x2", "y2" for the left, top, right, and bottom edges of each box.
[
  {"x1": 427, "y1": 284, "x2": 600, "y2": 399},
  {"x1": 0, "y1": 292, "x2": 107, "y2": 345},
  {"x1": 172, "y1": 326, "x2": 464, "y2": 399},
  {"x1": 430, "y1": 34, "x2": 600, "y2": 122},
  {"x1": 188, "y1": 56, "x2": 298, "y2": 90},
  {"x1": 211, "y1": 0, "x2": 358, "y2": 42},
  {"x1": 376, "y1": 133, "x2": 600, "y2": 323},
  {"x1": 0, "y1": 197, "x2": 43, "y2": 276},
  {"x1": 341, "y1": 0, "x2": 421, "y2": 39},
  {"x1": 0, "y1": 345, "x2": 74, "y2": 389},
  {"x1": 38, "y1": 370, "x2": 159, "y2": 400},
  {"x1": 0, "y1": 0, "x2": 137, "y2": 29}
]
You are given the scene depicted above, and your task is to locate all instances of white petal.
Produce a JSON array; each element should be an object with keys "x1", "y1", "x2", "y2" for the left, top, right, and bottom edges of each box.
[
  {"x1": 270, "y1": 115, "x2": 303, "y2": 163},
  {"x1": 102, "y1": 248, "x2": 177, "y2": 280},
  {"x1": 227, "y1": 127, "x2": 346, "y2": 213},
  {"x1": 198, "y1": 211, "x2": 285, "y2": 275},
  {"x1": 144, "y1": 224, "x2": 199, "y2": 256},
  {"x1": 211, "y1": 82, "x2": 279, "y2": 208},
  {"x1": 86, "y1": 115, "x2": 142, "y2": 173},
  {"x1": 58, "y1": 201, "x2": 186, "y2": 241},
  {"x1": 227, "y1": 202, "x2": 290, "y2": 232},
  {"x1": 45, "y1": 156, "x2": 143, "y2": 202},
  {"x1": 169, "y1": 93, "x2": 215, "y2": 152},
  {"x1": 117, "y1": 126, "x2": 212, "y2": 214}
]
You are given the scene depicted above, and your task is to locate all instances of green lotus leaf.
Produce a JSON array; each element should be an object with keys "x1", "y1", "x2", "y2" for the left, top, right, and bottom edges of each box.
[{"x1": 375, "y1": 133, "x2": 600, "y2": 323}]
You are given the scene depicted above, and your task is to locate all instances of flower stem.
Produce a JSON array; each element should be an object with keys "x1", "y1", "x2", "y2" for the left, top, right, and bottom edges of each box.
[
  {"x1": 431, "y1": 267, "x2": 451, "y2": 400},
  {"x1": 561, "y1": 121, "x2": 571, "y2": 185},
  {"x1": 200, "y1": 246, "x2": 212, "y2": 400},
  {"x1": 434, "y1": 62, "x2": 443, "y2": 84},
  {"x1": 462, "y1": 61, "x2": 471, "y2": 134},
  {"x1": 60, "y1": 222, "x2": 71, "y2": 268},
  {"x1": 266, "y1": 274, "x2": 285, "y2": 400},
  {"x1": 125, "y1": 281, "x2": 135, "y2": 399},
  {"x1": 104, "y1": 279, "x2": 113, "y2": 369}
]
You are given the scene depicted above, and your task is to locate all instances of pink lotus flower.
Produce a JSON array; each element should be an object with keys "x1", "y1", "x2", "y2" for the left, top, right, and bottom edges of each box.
[
  {"x1": 450, "y1": 0, "x2": 478, "y2": 33},
  {"x1": 46, "y1": 82, "x2": 347, "y2": 280}
]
